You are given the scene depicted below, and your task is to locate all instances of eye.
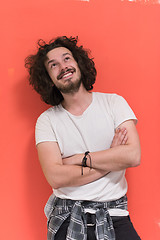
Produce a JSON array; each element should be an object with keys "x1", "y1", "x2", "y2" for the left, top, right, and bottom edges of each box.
[
  {"x1": 64, "y1": 56, "x2": 70, "y2": 61},
  {"x1": 51, "y1": 63, "x2": 57, "y2": 68}
]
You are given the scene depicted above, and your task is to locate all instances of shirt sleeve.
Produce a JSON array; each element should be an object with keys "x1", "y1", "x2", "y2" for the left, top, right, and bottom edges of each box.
[
  {"x1": 35, "y1": 111, "x2": 57, "y2": 146},
  {"x1": 109, "y1": 94, "x2": 137, "y2": 129}
]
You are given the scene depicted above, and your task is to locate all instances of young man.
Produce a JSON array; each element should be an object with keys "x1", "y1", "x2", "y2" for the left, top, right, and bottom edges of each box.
[{"x1": 25, "y1": 36, "x2": 141, "y2": 240}]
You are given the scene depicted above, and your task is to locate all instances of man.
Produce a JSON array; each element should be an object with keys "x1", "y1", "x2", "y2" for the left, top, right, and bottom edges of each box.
[{"x1": 25, "y1": 36, "x2": 141, "y2": 240}]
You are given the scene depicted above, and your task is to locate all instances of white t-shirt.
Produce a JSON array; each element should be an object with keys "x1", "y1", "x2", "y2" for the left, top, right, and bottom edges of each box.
[{"x1": 35, "y1": 92, "x2": 137, "y2": 216}]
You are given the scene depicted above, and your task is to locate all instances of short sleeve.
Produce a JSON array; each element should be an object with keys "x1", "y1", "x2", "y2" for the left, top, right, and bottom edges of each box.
[
  {"x1": 35, "y1": 111, "x2": 57, "y2": 146},
  {"x1": 110, "y1": 94, "x2": 137, "y2": 129}
]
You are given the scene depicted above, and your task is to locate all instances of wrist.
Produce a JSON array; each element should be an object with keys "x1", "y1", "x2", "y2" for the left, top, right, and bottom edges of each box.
[{"x1": 81, "y1": 151, "x2": 92, "y2": 175}]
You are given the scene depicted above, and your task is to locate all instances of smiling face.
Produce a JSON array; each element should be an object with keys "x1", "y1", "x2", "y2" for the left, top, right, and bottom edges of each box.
[{"x1": 45, "y1": 47, "x2": 82, "y2": 94}]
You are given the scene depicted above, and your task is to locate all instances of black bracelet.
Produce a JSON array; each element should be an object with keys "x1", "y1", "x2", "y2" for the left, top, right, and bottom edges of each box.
[{"x1": 81, "y1": 151, "x2": 91, "y2": 175}]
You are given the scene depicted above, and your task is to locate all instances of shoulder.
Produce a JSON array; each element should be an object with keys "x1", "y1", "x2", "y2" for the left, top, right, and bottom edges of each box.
[
  {"x1": 36, "y1": 107, "x2": 52, "y2": 125},
  {"x1": 37, "y1": 107, "x2": 54, "y2": 119},
  {"x1": 35, "y1": 107, "x2": 59, "y2": 145},
  {"x1": 36, "y1": 105, "x2": 62, "y2": 123},
  {"x1": 93, "y1": 91, "x2": 120, "y2": 98},
  {"x1": 93, "y1": 92, "x2": 124, "y2": 104}
]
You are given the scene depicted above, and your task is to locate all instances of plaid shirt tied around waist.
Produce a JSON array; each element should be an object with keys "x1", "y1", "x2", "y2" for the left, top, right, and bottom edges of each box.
[{"x1": 45, "y1": 194, "x2": 128, "y2": 240}]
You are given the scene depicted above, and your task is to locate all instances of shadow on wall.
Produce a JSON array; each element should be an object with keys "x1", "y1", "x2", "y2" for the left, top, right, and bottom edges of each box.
[
  {"x1": 14, "y1": 76, "x2": 52, "y2": 238},
  {"x1": 14, "y1": 75, "x2": 48, "y2": 120}
]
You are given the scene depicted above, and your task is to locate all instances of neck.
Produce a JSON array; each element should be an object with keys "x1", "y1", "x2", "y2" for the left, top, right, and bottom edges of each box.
[{"x1": 61, "y1": 84, "x2": 93, "y2": 115}]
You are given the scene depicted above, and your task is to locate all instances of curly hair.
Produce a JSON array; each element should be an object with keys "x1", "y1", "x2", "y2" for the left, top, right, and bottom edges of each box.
[{"x1": 25, "y1": 36, "x2": 97, "y2": 106}]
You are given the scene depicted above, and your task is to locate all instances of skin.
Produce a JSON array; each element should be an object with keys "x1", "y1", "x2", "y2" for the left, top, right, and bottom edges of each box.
[
  {"x1": 62, "y1": 120, "x2": 140, "y2": 172},
  {"x1": 45, "y1": 47, "x2": 82, "y2": 94},
  {"x1": 37, "y1": 47, "x2": 141, "y2": 189}
]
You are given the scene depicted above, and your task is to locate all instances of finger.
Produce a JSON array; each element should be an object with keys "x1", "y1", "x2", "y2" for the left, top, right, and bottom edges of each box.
[
  {"x1": 120, "y1": 129, "x2": 127, "y2": 143},
  {"x1": 111, "y1": 128, "x2": 127, "y2": 147},
  {"x1": 117, "y1": 128, "x2": 127, "y2": 145},
  {"x1": 122, "y1": 135, "x2": 128, "y2": 145},
  {"x1": 115, "y1": 128, "x2": 120, "y2": 133},
  {"x1": 112, "y1": 129, "x2": 122, "y2": 145},
  {"x1": 110, "y1": 134, "x2": 119, "y2": 147}
]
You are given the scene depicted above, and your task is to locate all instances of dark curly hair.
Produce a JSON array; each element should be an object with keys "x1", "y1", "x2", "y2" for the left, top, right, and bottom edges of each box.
[{"x1": 25, "y1": 36, "x2": 97, "y2": 106}]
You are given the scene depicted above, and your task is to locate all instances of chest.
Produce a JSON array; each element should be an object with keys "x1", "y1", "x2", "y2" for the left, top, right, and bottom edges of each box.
[{"x1": 52, "y1": 105, "x2": 115, "y2": 157}]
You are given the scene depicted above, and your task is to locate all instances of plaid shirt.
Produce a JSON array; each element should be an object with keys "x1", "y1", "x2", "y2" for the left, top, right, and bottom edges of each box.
[{"x1": 45, "y1": 194, "x2": 128, "y2": 240}]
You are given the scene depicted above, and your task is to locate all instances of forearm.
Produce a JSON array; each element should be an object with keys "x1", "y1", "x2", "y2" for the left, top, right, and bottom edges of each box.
[
  {"x1": 63, "y1": 121, "x2": 141, "y2": 172},
  {"x1": 46, "y1": 164, "x2": 108, "y2": 189},
  {"x1": 37, "y1": 142, "x2": 109, "y2": 190},
  {"x1": 38, "y1": 121, "x2": 140, "y2": 189},
  {"x1": 89, "y1": 144, "x2": 141, "y2": 171},
  {"x1": 63, "y1": 144, "x2": 141, "y2": 172}
]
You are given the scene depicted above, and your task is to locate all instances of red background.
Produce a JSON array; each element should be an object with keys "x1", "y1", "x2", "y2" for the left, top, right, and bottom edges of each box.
[{"x1": 1, "y1": 0, "x2": 160, "y2": 239}]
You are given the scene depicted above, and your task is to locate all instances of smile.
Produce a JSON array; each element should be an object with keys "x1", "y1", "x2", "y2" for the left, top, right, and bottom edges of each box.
[
  {"x1": 58, "y1": 68, "x2": 76, "y2": 80},
  {"x1": 61, "y1": 72, "x2": 73, "y2": 80}
]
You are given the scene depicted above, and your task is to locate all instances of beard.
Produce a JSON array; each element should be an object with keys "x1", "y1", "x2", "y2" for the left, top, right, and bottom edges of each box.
[{"x1": 55, "y1": 74, "x2": 82, "y2": 94}]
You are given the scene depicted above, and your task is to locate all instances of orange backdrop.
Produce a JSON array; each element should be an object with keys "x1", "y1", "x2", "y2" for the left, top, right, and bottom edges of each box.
[{"x1": 1, "y1": 0, "x2": 160, "y2": 239}]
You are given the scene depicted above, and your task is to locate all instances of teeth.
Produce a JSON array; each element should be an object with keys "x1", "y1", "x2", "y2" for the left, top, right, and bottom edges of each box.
[{"x1": 62, "y1": 72, "x2": 73, "y2": 79}]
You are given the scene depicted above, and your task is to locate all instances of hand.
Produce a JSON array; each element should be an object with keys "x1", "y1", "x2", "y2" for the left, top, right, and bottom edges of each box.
[{"x1": 110, "y1": 127, "x2": 128, "y2": 148}]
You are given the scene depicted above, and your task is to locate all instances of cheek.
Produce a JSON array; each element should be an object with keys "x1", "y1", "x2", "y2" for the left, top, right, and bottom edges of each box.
[
  {"x1": 76, "y1": 66, "x2": 81, "y2": 77},
  {"x1": 48, "y1": 69, "x2": 58, "y2": 80},
  {"x1": 47, "y1": 73, "x2": 56, "y2": 84}
]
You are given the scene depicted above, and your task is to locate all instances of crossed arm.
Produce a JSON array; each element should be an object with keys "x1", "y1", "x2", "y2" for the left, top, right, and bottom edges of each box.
[{"x1": 37, "y1": 120, "x2": 141, "y2": 189}]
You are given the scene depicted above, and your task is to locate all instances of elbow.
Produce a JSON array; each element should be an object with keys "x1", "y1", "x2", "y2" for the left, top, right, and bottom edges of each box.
[
  {"x1": 50, "y1": 176, "x2": 66, "y2": 189},
  {"x1": 46, "y1": 165, "x2": 65, "y2": 189},
  {"x1": 130, "y1": 149, "x2": 141, "y2": 167},
  {"x1": 132, "y1": 156, "x2": 141, "y2": 167},
  {"x1": 51, "y1": 182, "x2": 60, "y2": 189},
  {"x1": 47, "y1": 176, "x2": 62, "y2": 189},
  {"x1": 50, "y1": 179, "x2": 62, "y2": 189}
]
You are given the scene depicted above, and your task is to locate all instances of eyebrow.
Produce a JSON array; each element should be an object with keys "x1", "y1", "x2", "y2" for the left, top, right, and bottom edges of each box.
[{"x1": 47, "y1": 52, "x2": 72, "y2": 65}]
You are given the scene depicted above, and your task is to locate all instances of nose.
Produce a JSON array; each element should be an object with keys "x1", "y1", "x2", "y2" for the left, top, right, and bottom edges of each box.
[
  {"x1": 57, "y1": 64, "x2": 69, "y2": 80},
  {"x1": 59, "y1": 62, "x2": 68, "y2": 72}
]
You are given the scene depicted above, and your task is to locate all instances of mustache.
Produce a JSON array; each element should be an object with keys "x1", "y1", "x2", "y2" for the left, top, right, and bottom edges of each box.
[{"x1": 57, "y1": 67, "x2": 76, "y2": 80}]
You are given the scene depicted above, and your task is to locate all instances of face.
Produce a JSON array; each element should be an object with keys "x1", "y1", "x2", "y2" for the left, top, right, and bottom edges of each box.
[{"x1": 45, "y1": 47, "x2": 82, "y2": 94}]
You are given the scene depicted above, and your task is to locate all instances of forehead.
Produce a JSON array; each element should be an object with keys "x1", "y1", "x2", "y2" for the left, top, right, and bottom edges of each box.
[{"x1": 46, "y1": 47, "x2": 73, "y2": 60}]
